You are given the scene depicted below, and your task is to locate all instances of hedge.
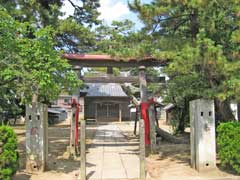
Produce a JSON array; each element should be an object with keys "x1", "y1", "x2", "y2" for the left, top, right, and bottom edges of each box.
[
  {"x1": 0, "y1": 126, "x2": 19, "y2": 180},
  {"x1": 217, "y1": 122, "x2": 240, "y2": 174}
]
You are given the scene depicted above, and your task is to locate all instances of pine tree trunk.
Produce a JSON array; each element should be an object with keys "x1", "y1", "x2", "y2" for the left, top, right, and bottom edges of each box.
[
  {"x1": 156, "y1": 127, "x2": 187, "y2": 144},
  {"x1": 177, "y1": 98, "x2": 188, "y2": 133},
  {"x1": 215, "y1": 99, "x2": 235, "y2": 122},
  {"x1": 177, "y1": 115, "x2": 185, "y2": 133},
  {"x1": 32, "y1": 93, "x2": 38, "y2": 103}
]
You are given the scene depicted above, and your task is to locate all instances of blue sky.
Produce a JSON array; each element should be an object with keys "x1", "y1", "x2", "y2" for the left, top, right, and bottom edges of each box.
[{"x1": 61, "y1": 0, "x2": 153, "y2": 30}]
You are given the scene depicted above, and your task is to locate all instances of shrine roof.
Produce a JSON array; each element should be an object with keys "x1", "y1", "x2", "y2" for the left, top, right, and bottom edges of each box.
[{"x1": 83, "y1": 83, "x2": 128, "y2": 97}]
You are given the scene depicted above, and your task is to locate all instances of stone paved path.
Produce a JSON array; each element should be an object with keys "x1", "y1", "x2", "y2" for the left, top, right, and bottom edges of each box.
[{"x1": 86, "y1": 123, "x2": 140, "y2": 180}]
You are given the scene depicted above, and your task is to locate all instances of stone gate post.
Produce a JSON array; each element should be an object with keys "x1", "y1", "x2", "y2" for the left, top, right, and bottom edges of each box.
[
  {"x1": 26, "y1": 103, "x2": 48, "y2": 172},
  {"x1": 190, "y1": 99, "x2": 216, "y2": 172}
]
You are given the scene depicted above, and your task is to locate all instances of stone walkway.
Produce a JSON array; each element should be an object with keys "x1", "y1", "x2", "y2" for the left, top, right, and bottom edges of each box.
[{"x1": 86, "y1": 123, "x2": 140, "y2": 180}]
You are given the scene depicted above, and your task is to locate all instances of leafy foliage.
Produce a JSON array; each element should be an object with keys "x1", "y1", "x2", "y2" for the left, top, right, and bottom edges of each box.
[
  {"x1": 70, "y1": 0, "x2": 100, "y2": 27},
  {"x1": 0, "y1": 7, "x2": 81, "y2": 105},
  {"x1": 127, "y1": 0, "x2": 240, "y2": 132},
  {"x1": 0, "y1": 7, "x2": 24, "y2": 120},
  {"x1": 217, "y1": 122, "x2": 240, "y2": 174},
  {"x1": 0, "y1": 0, "x2": 101, "y2": 119},
  {"x1": 57, "y1": 18, "x2": 96, "y2": 53},
  {"x1": 0, "y1": 126, "x2": 19, "y2": 180},
  {"x1": 164, "y1": 32, "x2": 228, "y2": 117},
  {"x1": 95, "y1": 19, "x2": 154, "y2": 59},
  {"x1": 16, "y1": 24, "x2": 81, "y2": 103},
  {"x1": 0, "y1": 0, "x2": 100, "y2": 53}
]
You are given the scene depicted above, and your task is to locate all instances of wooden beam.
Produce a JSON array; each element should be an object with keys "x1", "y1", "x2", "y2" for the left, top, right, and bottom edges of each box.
[
  {"x1": 139, "y1": 119, "x2": 146, "y2": 180},
  {"x1": 139, "y1": 66, "x2": 148, "y2": 102},
  {"x1": 80, "y1": 120, "x2": 86, "y2": 180},
  {"x1": 132, "y1": 95, "x2": 140, "y2": 106},
  {"x1": 70, "y1": 106, "x2": 76, "y2": 157},
  {"x1": 81, "y1": 76, "x2": 165, "y2": 83},
  {"x1": 89, "y1": 99, "x2": 129, "y2": 104},
  {"x1": 69, "y1": 59, "x2": 166, "y2": 68}
]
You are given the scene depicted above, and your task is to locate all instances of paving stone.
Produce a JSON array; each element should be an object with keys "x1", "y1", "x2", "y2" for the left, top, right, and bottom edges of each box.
[{"x1": 86, "y1": 124, "x2": 140, "y2": 180}]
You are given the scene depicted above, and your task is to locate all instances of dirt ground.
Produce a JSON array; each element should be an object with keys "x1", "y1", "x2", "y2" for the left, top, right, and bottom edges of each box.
[
  {"x1": 11, "y1": 121, "x2": 240, "y2": 180},
  {"x1": 12, "y1": 121, "x2": 97, "y2": 180},
  {"x1": 116, "y1": 121, "x2": 239, "y2": 180}
]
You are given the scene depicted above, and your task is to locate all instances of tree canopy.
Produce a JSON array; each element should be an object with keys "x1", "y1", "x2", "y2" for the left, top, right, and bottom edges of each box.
[
  {"x1": 128, "y1": 0, "x2": 240, "y2": 131},
  {"x1": 0, "y1": 0, "x2": 100, "y2": 53},
  {"x1": 0, "y1": 7, "x2": 81, "y2": 105},
  {"x1": 0, "y1": 0, "x2": 239, "y2": 129},
  {"x1": 0, "y1": 0, "x2": 102, "y2": 114}
]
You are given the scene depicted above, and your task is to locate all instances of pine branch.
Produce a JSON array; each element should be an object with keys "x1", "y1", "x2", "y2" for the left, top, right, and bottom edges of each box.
[
  {"x1": 0, "y1": 77, "x2": 17, "y2": 86},
  {"x1": 67, "y1": 0, "x2": 77, "y2": 8}
]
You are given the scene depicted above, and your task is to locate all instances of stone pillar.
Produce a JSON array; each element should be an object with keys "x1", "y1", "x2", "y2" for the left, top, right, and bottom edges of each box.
[
  {"x1": 26, "y1": 103, "x2": 48, "y2": 172},
  {"x1": 190, "y1": 99, "x2": 216, "y2": 172}
]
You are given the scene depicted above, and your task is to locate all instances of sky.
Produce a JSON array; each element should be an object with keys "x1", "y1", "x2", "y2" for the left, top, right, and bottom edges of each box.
[{"x1": 61, "y1": 0, "x2": 153, "y2": 30}]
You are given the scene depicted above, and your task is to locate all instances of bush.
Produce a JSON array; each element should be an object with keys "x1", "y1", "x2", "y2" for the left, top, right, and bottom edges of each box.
[
  {"x1": 0, "y1": 126, "x2": 19, "y2": 180},
  {"x1": 217, "y1": 122, "x2": 240, "y2": 174}
]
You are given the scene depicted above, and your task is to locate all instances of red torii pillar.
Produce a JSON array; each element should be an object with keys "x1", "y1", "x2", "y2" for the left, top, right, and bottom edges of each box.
[{"x1": 139, "y1": 66, "x2": 150, "y2": 146}]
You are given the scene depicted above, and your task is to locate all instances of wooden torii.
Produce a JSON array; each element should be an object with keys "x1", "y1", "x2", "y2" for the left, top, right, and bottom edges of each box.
[
  {"x1": 63, "y1": 54, "x2": 168, "y2": 180},
  {"x1": 24, "y1": 53, "x2": 167, "y2": 176},
  {"x1": 63, "y1": 53, "x2": 166, "y2": 146}
]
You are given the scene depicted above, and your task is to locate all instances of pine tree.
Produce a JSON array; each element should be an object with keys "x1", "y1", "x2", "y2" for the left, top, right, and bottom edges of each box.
[
  {"x1": 127, "y1": 0, "x2": 240, "y2": 131},
  {"x1": 0, "y1": 0, "x2": 100, "y2": 53}
]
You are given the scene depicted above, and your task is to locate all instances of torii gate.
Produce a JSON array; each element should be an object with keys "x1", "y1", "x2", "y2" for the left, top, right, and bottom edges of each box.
[
  {"x1": 63, "y1": 53, "x2": 166, "y2": 143},
  {"x1": 64, "y1": 54, "x2": 167, "y2": 180},
  {"x1": 25, "y1": 53, "x2": 167, "y2": 175}
]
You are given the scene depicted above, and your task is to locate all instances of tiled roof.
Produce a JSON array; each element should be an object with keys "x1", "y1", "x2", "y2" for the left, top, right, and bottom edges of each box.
[{"x1": 83, "y1": 83, "x2": 128, "y2": 97}]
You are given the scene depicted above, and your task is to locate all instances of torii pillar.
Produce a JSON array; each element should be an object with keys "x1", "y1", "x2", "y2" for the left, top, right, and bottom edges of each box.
[{"x1": 139, "y1": 66, "x2": 150, "y2": 154}]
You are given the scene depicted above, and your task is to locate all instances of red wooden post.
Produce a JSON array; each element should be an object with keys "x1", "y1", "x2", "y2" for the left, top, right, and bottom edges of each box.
[{"x1": 139, "y1": 66, "x2": 150, "y2": 146}]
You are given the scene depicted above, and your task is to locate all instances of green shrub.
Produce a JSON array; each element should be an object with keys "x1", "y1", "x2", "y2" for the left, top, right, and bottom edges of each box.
[
  {"x1": 217, "y1": 122, "x2": 240, "y2": 174},
  {"x1": 0, "y1": 126, "x2": 19, "y2": 180}
]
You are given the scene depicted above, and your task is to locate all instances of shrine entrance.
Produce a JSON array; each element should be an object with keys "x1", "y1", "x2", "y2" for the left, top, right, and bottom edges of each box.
[
  {"x1": 64, "y1": 53, "x2": 166, "y2": 180},
  {"x1": 96, "y1": 103, "x2": 119, "y2": 122},
  {"x1": 25, "y1": 53, "x2": 167, "y2": 180}
]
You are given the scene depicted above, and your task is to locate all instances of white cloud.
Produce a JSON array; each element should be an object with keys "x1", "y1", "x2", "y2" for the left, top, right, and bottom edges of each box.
[
  {"x1": 60, "y1": 1, "x2": 74, "y2": 19},
  {"x1": 60, "y1": 0, "x2": 82, "y2": 19},
  {"x1": 98, "y1": 0, "x2": 130, "y2": 23},
  {"x1": 61, "y1": 0, "x2": 131, "y2": 23}
]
